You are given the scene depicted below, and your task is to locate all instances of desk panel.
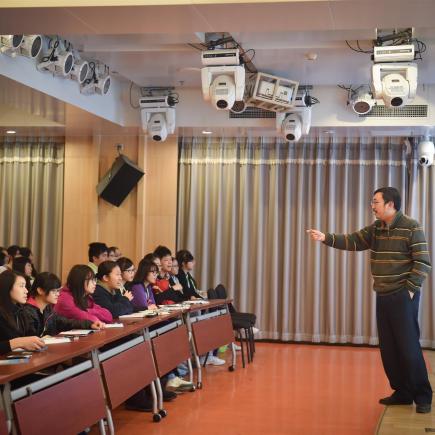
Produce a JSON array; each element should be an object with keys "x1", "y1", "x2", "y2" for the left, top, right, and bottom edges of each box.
[
  {"x1": 14, "y1": 368, "x2": 106, "y2": 435},
  {"x1": 152, "y1": 325, "x2": 191, "y2": 377},
  {"x1": 101, "y1": 341, "x2": 157, "y2": 409},
  {"x1": 191, "y1": 313, "x2": 235, "y2": 355}
]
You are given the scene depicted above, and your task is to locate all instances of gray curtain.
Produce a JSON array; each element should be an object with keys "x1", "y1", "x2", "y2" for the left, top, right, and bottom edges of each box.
[
  {"x1": 407, "y1": 144, "x2": 435, "y2": 347},
  {"x1": 0, "y1": 136, "x2": 64, "y2": 276},
  {"x1": 177, "y1": 136, "x2": 411, "y2": 344}
]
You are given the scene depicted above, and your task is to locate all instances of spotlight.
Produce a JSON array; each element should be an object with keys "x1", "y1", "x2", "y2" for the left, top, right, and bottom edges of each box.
[
  {"x1": 19, "y1": 35, "x2": 43, "y2": 58},
  {"x1": 95, "y1": 74, "x2": 111, "y2": 95},
  {"x1": 37, "y1": 40, "x2": 74, "y2": 76},
  {"x1": 348, "y1": 88, "x2": 375, "y2": 115},
  {"x1": 0, "y1": 35, "x2": 23, "y2": 55},
  {"x1": 70, "y1": 58, "x2": 89, "y2": 84}
]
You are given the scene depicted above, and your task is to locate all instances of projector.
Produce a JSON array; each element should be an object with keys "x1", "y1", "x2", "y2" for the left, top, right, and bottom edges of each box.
[
  {"x1": 201, "y1": 48, "x2": 240, "y2": 66},
  {"x1": 373, "y1": 45, "x2": 415, "y2": 63},
  {"x1": 139, "y1": 95, "x2": 176, "y2": 109}
]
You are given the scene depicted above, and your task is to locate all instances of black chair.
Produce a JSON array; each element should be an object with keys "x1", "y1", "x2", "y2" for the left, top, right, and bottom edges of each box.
[{"x1": 210, "y1": 285, "x2": 257, "y2": 367}]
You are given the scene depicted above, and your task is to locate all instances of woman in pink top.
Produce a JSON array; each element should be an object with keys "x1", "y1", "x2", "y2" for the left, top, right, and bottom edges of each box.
[{"x1": 55, "y1": 265, "x2": 112, "y2": 324}]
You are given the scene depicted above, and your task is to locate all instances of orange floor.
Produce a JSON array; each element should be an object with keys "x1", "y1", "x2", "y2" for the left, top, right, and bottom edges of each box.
[{"x1": 103, "y1": 343, "x2": 390, "y2": 435}]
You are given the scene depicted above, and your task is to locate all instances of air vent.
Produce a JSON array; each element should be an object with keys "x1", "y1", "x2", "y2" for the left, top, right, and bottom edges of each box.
[
  {"x1": 229, "y1": 107, "x2": 276, "y2": 119},
  {"x1": 361, "y1": 105, "x2": 427, "y2": 118}
]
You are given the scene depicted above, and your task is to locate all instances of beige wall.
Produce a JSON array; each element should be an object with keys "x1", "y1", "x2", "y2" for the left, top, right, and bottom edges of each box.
[{"x1": 62, "y1": 106, "x2": 178, "y2": 280}]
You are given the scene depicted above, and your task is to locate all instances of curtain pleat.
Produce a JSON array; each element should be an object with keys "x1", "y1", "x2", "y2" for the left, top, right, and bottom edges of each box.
[
  {"x1": 407, "y1": 148, "x2": 435, "y2": 347},
  {"x1": 0, "y1": 136, "x2": 64, "y2": 276},
  {"x1": 177, "y1": 136, "x2": 411, "y2": 344}
]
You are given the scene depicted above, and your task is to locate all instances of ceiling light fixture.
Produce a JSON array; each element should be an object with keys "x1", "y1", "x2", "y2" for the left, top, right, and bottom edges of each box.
[{"x1": 5, "y1": 130, "x2": 16, "y2": 134}]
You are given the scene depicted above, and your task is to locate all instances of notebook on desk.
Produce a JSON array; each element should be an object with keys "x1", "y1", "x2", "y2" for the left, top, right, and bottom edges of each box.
[
  {"x1": 59, "y1": 330, "x2": 94, "y2": 336},
  {"x1": 43, "y1": 337, "x2": 72, "y2": 345}
]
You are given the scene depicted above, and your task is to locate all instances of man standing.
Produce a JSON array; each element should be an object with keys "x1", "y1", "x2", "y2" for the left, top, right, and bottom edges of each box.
[{"x1": 307, "y1": 187, "x2": 432, "y2": 413}]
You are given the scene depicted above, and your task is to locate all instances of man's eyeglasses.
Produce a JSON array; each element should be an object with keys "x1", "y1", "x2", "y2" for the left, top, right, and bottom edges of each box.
[{"x1": 370, "y1": 201, "x2": 384, "y2": 206}]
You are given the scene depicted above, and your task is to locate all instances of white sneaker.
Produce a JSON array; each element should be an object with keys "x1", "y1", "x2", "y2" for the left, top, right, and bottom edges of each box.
[
  {"x1": 166, "y1": 376, "x2": 193, "y2": 390},
  {"x1": 205, "y1": 355, "x2": 226, "y2": 366},
  {"x1": 233, "y1": 343, "x2": 241, "y2": 351}
]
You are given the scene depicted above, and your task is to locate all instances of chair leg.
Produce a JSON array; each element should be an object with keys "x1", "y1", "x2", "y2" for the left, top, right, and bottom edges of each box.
[
  {"x1": 248, "y1": 327, "x2": 255, "y2": 361},
  {"x1": 237, "y1": 330, "x2": 246, "y2": 368},
  {"x1": 245, "y1": 328, "x2": 252, "y2": 363},
  {"x1": 202, "y1": 352, "x2": 209, "y2": 368}
]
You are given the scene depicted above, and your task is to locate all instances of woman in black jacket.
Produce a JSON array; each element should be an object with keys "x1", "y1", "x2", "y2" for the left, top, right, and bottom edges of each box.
[
  {"x1": 94, "y1": 261, "x2": 134, "y2": 317},
  {"x1": 0, "y1": 270, "x2": 45, "y2": 353},
  {"x1": 24, "y1": 272, "x2": 103, "y2": 336}
]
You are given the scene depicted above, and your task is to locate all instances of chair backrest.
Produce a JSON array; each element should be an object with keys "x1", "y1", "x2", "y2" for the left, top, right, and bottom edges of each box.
[
  {"x1": 214, "y1": 284, "x2": 227, "y2": 299},
  {"x1": 207, "y1": 288, "x2": 217, "y2": 299}
]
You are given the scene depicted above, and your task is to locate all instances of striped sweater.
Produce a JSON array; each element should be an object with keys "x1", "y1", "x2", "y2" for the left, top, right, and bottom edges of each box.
[{"x1": 323, "y1": 211, "x2": 432, "y2": 294}]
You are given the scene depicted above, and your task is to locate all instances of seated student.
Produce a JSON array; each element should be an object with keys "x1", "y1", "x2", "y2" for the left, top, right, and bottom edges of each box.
[
  {"x1": 93, "y1": 261, "x2": 134, "y2": 318},
  {"x1": 19, "y1": 247, "x2": 33, "y2": 263},
  {"x1": 95, "y1": 260, "x2": 177, "y2": 408},
  {"x1": 0, "y1": 249, "x2": 9, "y2": 274},
  {"x1": 176, "y1": 250, "x2": 203, "y2": 300},
  {"x1": 117, "y1": 257, "x2": 135, "y2": 294},
  {"x1": 19, "y1": 247, "x2": 37, "y2": 279},
  {"x1": 55, "y1": 265, "x2": 112, "y2": 324},
  {"x1": 152, "y1": 246, "x2": 184, "y2": 305},
  {"x1": 108, "y1": 246, "x2": 122, "y2": 262},
  {"x1": 24, "y1": 272, "x2": 104, "y2": 336},
  {"x1": 87, "y1": 242, "x2": 109, "y2": 274},
  {"x1": 7, "y1": 245, "x2": 21, "y2": 260},
  {"x1": 12, "y1": 256, "x2": 34, "y2": 290},
  {"x1": 130, "y1": 259, "x2": 158, "y2": 310},
  {"x1": 0, "y1": 270, "x2": 45, "y2": 353}
]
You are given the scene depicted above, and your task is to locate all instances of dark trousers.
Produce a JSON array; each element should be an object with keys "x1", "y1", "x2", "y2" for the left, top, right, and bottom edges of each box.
[{"x1": 376, "y1": 288, "x2": 432, "y2": 405}]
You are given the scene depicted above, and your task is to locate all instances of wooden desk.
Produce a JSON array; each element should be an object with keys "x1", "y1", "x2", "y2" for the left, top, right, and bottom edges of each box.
[
  {"x1": 184, "y1": 299, "x2": 236, "y2": 388},
  {"x1": 0, "y1": 315, "x2": 180, "y2": 434},
  {"x1": 14, "y1": 368, "x2": 106, "y2": 435}
]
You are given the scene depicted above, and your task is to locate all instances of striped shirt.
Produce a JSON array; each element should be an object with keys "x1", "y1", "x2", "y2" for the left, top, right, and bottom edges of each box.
[{"x1": 323, "y1": 211, "x2": 432, "y2": 294}]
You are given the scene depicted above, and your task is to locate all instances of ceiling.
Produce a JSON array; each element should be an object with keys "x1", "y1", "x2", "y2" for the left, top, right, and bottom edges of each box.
[{"x1": 2, "y1": 0, "x2": 435, "y2": 89}]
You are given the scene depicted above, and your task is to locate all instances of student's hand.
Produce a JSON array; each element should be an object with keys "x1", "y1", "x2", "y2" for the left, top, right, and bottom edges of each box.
[
  {"x1": 172, "y1": 283, "x2": 183, "y2": 291},
  {"x1": 152, "y1": 285, "x2": 162, "y2": 293},
  {"x1": 147, "y1": 304, "x2": 157, "y2": 310},
  {"x1": 190, "y1": 296, "x2": 200, "y2": 300},
  {"x1": 91, "y1": 321, "x2": 105, "y2": 330},
  {"x1": 306, "y1": 229, "x2": 325, "y2": 242},
  {"x1": 9, "y1": 336, "x2": 45, "y2": 351},
  {"x1": 124, "y1": 290, "x2": 134, "y2": 301}
]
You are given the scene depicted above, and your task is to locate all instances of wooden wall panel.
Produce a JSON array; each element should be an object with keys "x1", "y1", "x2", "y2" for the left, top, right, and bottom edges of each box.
[
  {"x1": 142, "y1": 136, "x2": 178, "y2": 256},
  {"x1": 62, "y1": 134, "x2": 99, "y2": 280},
  {"x1": 97, "y1": 134, "x2": 140, "y2": 261},
  {"x1": 61, "y1": 105, "x2": 178, "y2": 281}
]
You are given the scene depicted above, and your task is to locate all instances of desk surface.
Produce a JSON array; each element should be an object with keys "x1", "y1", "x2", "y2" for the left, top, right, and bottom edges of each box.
[
  {"x1": 0, "y1": 300, "x2": 231, "y2": 384},
  {"x1": 186, "y1": 299, "x2": 230, "y2": 313},
  {"x1": 0, "y1": 310, "x2": 185, "y2": 385}
]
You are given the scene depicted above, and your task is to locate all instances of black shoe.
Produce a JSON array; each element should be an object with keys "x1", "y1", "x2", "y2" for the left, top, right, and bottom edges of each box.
[
  {"x1": 125, "y1": 403, "x2": 153, "y2": 412},
  {"x1": 379, "y1": 395, "x2": 413, "y2": 405},
  {"x1": 163, "y1": 388, "x2": 177, "y2": 402},
  {"x1": 416, "y1": 403, "x2": 431, "y2": 413}
]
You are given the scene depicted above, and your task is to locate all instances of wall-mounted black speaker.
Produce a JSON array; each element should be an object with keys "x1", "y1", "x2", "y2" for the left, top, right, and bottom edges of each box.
[{"x1": 96, "y1": 155, "x2": 144, "y2": 207}]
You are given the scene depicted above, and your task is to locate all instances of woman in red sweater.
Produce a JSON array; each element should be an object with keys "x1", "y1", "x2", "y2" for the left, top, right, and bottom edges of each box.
[{"x1": 55, "y1": 265, "x2": 112, "y2": 324}]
